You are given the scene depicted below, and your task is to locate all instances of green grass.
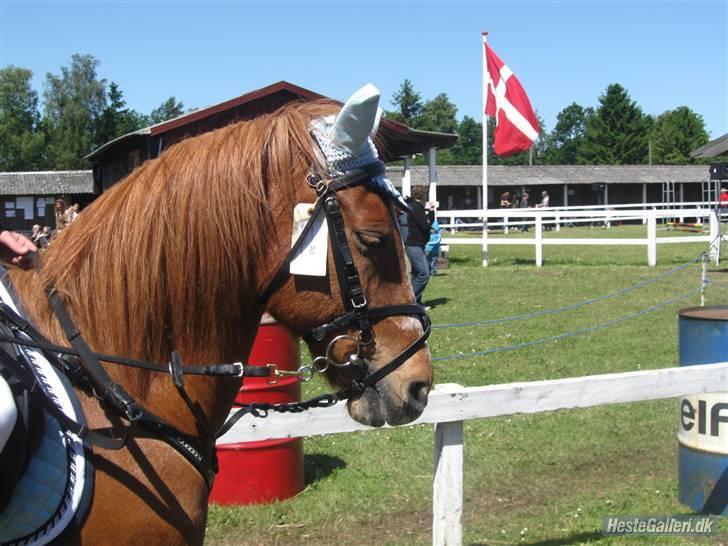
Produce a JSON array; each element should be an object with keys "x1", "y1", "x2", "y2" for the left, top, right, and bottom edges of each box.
[{"x1": 206, "y1": 225, "x2": 728, "y2": 545}]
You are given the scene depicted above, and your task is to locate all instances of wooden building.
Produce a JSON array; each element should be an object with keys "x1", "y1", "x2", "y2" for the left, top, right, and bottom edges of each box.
[
  {"x1": 385, "y1": 164, "x2": 716, "y2": 210},
  {"x1": 87, "y1": 81, "x2": 457, "y2": 191},
  {"x1": 0, "y1": 171, "x2": 96, "y2": 232}
]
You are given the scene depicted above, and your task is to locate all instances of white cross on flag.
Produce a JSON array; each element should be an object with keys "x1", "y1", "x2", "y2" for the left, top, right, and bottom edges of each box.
[{"x1": 484, "y1": 42, "x2": 540, "y2": 157}]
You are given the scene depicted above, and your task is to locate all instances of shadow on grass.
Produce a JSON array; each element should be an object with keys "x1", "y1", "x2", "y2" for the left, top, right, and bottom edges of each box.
[
  {"x1": 470, "y1": 530, "x2": 603, "y2": 546},
  {"x1": 523, "y1": 531, "x2": 603, "y2": 545},
  {"x1": 304, "y1": 453, "x2": 346, "y2": 486},
  {"x1": 423, "y1": 297, "x2": 450, "y2": 309}
]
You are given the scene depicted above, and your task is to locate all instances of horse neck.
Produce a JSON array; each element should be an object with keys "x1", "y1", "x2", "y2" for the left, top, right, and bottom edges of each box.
[{"x1": 9, "y1": 208, "x2": 266, "y2": 435}]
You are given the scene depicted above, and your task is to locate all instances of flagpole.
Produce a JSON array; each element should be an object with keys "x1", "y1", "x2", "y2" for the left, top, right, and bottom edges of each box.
[{"x1": 482, "y1": 31, "x2": 489, "y2": 267}]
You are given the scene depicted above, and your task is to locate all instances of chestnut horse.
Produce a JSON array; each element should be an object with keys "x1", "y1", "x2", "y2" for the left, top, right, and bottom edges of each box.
[{"x1": 5, "y1": 98, "x2": 432, "y2": 544}]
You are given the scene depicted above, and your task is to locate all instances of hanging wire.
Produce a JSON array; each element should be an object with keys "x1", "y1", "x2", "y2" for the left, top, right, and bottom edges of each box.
[
  {"x1": 432, "y1": 288, "x2": 701, "y2": 363},
  {"x1": 433, "y1": 253, "x2": 704, "y2": 331}
]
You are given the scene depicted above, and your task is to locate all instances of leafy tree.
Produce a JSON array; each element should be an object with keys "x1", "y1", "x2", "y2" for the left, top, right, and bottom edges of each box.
[
  {"x1": 418, "y1": 93, "x2": 458, "y2": 134},
  {"x1": 543, "y1": 103, "x2": 593, "y2": 164},
  {"x1": 97, "y1": 82, "x2": 147, "y2": 144},
  {"x1": 577, "y1": 83, "x2": 652, "y2": 165},
  {"x1": 0, "y1": 66, "x2": 45, "y2": 170},
  {"x1": 387, "y1": 79, "x2": 423, "y2": 125},
  {"x1": 649, "y1": 106, "x2": 709, "y2": 164},
  {"x1": 450, "y1": 116, "x2": 482, "y2": 165},
  {"x1": 149, "y1": 96, "x2": 185, "y2": 124},
  {"x1": 43, "y1": 54, "x2": 107, "y2": 169}
]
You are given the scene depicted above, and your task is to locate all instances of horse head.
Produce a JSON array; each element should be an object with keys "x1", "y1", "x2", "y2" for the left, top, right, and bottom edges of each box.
[{"x1": 262, "y1": 84, "x2": 434, "y2": 426}]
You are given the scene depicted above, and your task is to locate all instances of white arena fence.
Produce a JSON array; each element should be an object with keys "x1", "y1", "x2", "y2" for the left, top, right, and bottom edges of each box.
[
  {"x1": 435, "y1": 203, "x2": 725, "y2": 267},
  {"x1": 218, "y1": 362, "x2": 728, "y2": 546}
]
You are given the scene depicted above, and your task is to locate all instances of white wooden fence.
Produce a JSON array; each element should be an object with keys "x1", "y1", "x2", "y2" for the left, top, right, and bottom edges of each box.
[
  {"x1": 436, "y1": 207, "x2": 723, "y2": 267},
  {"x1": 218, "y1": 361, "x2": 728, "y2": 546}
]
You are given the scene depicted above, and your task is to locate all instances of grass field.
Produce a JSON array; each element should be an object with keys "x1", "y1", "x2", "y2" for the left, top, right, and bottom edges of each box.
[{"x1": 207, "y1": 225, "x2": 728, "y2": 546}]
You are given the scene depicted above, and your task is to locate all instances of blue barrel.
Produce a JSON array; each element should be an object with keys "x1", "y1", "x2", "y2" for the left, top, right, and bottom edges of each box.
[{"x1": 677, "y1": 305, "x2": 728, "y2": 514}]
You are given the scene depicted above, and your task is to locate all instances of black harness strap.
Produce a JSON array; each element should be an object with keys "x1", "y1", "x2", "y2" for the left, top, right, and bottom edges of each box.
[
  {"x1": 0, "y1": 302, "x2": 266, "y2": 379},
  {"x1": 43, "y1": 290, "x2": 218, "y2": 488}
]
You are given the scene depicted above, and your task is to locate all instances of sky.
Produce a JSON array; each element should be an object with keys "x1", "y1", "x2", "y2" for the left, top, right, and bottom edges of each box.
[{"x1": 1, "y1": 0, "x2": 726, "y2": 139}]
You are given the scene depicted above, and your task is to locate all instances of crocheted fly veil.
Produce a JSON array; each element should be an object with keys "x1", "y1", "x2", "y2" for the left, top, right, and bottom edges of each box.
[{"x1": 311, "y1": 83, "x2": 408, "y2": 210}]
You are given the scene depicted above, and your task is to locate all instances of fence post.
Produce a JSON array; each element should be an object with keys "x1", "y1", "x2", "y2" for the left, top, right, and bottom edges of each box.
[
  {"x1": 647, "y1": 212, "x2": 657, "y2": 267},
  {"x1": 535, "y1": 214, "x2": 543, "y2": 267},
  {"x1": 555, "y1": 211, "x2": 561, "y2": 232},
  {"x1": 433, "y1": 384, "x2": 464, "y2": 546},
  {"x1": 700, "y1": 254, "x2": 707, "y2": 307},
  {"x1": 709, "y1": 210, "x2": 720, "y2": 265}
]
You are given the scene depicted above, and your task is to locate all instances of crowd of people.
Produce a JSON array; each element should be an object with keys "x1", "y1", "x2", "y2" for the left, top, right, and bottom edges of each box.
[{"x1": 27, "y1": 198, "x2": 81, "y2": 251}]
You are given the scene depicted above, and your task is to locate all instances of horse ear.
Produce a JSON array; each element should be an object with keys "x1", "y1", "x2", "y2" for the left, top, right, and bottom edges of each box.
[{"x1": 328, "y1": 83, "x2": 381, "y2": 154}]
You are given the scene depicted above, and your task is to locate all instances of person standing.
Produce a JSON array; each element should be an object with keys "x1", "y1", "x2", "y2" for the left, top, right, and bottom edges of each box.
[
  {"x1": 519, "y1": 191, "x2": 530, "y2": 232},
  {"x1": 536, "y1": 190, "x2": 551, "y2": 230},
  {"x1": 405, "y1": 187, "x2": 432, "y2": 305},
  {"x1": 54, "y1": 198, "x2": 70, "y2": 235}
]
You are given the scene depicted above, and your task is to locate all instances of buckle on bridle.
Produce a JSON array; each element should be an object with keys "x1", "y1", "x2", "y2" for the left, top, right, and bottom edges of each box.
[
  {"x1": 351, "y1": 295, "x2": 367, "y2": 309},
  {"x1": 265, "y1": 363, "x2": 314, "y2": 384}
]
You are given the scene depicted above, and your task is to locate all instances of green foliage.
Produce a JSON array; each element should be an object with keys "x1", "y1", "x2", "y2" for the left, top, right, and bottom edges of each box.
[
  {"x1": 387, "y1": 79, "x2": 423, "y2": 125},
  {"x1": 543, "y1": 102, "x2": 593, "y2": 164},
  {"x1": 97, "y1": 82, "x2": 148, "y2": 145},
  {"x1": 0, "y1": 66, "x2": 46, "y2": 170},
  {"x1": 417, "y1": 93, "x2": 458, "y2": 134},
  {"x1": 649, "y1": 106, "x2": 709, "y2": 164},
  {"x1": 43, "y1": 54, "x2": 107, "y2": 169},
  {"x1": 149, "y1": 96, "x2": 185, "y2": 124},
  {"x1": 450, "y1": 115, "x2": 482, "y2": 165},
  {"x1": 578, "y1": 83, "x2": 653, "y2": 165}
]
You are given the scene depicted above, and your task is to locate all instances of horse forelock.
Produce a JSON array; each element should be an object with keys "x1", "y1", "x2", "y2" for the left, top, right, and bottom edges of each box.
[{"x1": 18, "y1": 99, "x2": 342, "y2": 370}]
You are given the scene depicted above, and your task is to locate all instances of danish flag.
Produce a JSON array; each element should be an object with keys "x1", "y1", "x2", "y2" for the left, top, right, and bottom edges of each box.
[{"x1": 484, "y1": 41, "x2": 540, "y2": 157}]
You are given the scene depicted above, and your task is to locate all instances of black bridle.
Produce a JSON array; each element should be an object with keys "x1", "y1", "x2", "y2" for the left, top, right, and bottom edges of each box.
[
  {"x1": 0, "y1": 159, "x2": 430, "y2": 488},
  {"x1": 258, "y1": 160, "x2": 430, "y2": 393}
]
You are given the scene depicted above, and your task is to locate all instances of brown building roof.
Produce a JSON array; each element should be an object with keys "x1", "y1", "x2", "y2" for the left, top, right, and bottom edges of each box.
[{"x1": 87, "y1": 81, "x2": 457, "y2": 173}]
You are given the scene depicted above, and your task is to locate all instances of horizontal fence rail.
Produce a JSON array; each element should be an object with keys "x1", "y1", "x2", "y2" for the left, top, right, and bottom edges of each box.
[
  {"x1": 218, "y1": 363, "x2": 728, "y2": 443},
  {"x1": 434, "y1": 207, "x2": 723, "y2": 267},
  {"x1": 218, "y1": 362, "x2": 728, "y2": 546}
]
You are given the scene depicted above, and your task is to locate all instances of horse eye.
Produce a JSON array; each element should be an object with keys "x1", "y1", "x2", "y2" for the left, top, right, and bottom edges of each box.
[{"x1": 353, "y1": 230, "x2": 385, "y2": 251}]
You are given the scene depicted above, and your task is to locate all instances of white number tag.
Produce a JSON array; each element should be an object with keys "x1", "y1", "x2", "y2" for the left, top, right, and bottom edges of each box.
[{"x1": 290, "y1": 203, "x2": 328, "y2": 277}]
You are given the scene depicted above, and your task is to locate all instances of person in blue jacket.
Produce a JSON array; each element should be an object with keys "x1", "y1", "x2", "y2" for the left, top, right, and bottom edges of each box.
[{"x1": 426, "y1": 219, "x2": 442, "y2": 276}]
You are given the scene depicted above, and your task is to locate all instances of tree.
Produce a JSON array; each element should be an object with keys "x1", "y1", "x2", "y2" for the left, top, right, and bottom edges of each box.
[
  {"x1": 418, "y1": 93, "x2": 458, "y2": 134},
  {"x1": 44, "y1": 54, "x2": 107, "y2": 169},
  {"x1": 149, "y1": 97, "x2": 185, "y2": 124},
  {"x1": 543, "y1": 103, "x2": 593, "y2": 164},
  {"x1": 577, "y1": 83, "x2": 652, "y2": 165},
  {"x1": 97, "y1": 82, "x2": 148, "y2": 145},
  {"x1": 450, "y1": 116, "x2": 482, "y2": 165},
  {"x1": 0, "y1": 66, "x2": 45, "y2": 170},
  {"x1": 649, "y1": 106, "x2": 709, "y2": 164},
  {"x1": 388, "y1": 79, "x2": 423, "y2": 125}
]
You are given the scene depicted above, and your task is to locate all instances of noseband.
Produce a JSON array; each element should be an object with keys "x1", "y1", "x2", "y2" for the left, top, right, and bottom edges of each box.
[{"x1": 258, "y1": 160, "x2": 431, "y2": 400}]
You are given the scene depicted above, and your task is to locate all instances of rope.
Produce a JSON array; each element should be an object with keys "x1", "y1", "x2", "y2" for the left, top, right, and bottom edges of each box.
[
  {"x1": 706, "y1": 279, "x2": 728, "y2": 290},
  {"x1": 432, "y1": 288, "x2": 700, "y2": 363},
  {"x1": 433, "y1": 253, "x2": 704, "y2": 330}
]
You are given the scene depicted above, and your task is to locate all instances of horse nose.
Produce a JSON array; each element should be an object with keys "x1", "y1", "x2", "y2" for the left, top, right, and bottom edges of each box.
[{"x1": 406, "y1": 381, "x2": 431, "y2": 411}]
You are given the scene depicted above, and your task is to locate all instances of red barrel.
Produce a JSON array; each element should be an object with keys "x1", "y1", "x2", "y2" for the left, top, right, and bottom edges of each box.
[{"x1": 210, "y1": 314, "x2": 305, "y2": 505}]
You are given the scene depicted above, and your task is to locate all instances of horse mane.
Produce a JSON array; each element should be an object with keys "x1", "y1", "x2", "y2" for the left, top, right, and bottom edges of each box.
[{"x1": 18, "y1": 99, "x2": 342, "y2": 368}]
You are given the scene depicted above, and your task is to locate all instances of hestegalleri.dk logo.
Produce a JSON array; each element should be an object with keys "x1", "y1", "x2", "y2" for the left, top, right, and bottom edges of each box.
[{"x1": 602, "y1": 515, "x2": 718, "y2": 536}]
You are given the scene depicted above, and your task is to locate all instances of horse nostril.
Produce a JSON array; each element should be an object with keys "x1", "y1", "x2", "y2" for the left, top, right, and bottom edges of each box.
[{"x1": 407, "y1": 381, "x2": 430, "y2": 406}]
